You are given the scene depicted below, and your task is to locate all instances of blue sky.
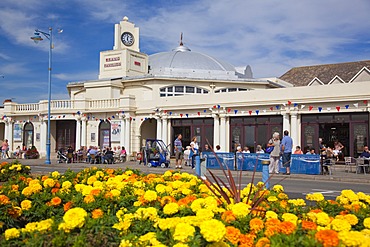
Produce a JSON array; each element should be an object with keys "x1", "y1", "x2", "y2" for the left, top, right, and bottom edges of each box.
[{"x1": 1, "y1": 0, "x2": 370, "y2": 103}]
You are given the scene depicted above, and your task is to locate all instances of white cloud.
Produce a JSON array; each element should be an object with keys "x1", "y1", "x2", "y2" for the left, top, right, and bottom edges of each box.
[{"x1": 54, "y1": 70, "x2": 98, "y2": 81}]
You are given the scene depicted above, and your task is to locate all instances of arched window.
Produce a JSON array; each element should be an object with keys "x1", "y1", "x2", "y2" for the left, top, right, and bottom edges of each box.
[
  {"x1": 159, "y1": 85, "x2": 209, "y2": 97},
  {"x1": 23, "y1": 122, "x2": 34, "y2": 147},
  {"x1": 99, "y1": 121, "x2": 111, "y2": 148},
  {"x1": 215, "y1": 88, "x2": 249, "y2": 93}
]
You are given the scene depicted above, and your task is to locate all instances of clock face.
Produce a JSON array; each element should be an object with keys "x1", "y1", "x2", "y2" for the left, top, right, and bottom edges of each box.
[{"x1": 121, "y1": 32, "x2": 134, "y2": 46}]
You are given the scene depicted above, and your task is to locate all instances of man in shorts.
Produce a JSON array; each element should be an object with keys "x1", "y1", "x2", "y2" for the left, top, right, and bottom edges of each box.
[
  {"x1": 281, "y1": 130, "x2": 293, "y2": 175},
  {"x1": 174, "y1": 134, "x2": 183, "y2": 169}
]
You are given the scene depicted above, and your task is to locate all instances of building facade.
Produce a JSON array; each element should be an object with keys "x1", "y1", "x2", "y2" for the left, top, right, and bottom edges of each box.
[{"x1": 0, "y1": 17, "x2": 369, "y2": 158}]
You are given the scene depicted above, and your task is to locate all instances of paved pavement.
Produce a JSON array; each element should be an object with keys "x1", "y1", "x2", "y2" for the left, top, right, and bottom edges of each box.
[{"x1": 3, "y1": 157, "x2": 370, "y2": 184}]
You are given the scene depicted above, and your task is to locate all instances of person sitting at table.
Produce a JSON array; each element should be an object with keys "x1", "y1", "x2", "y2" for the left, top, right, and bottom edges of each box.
[
  {"x1": 104, "y1": 147, "x2": 114, "y2": 164},
  {"x1": 256, "y1": 145, "x2": 265, "y2": 154},
  {"x1": 306, "y1": 148, "x2": 315, "y2": 155},
  {"x1": 360, "y1": 146, "x2": 370, "y2": 165},
  {"x1": 294, "y1": 146, "x2": 303, "y2": 154}
]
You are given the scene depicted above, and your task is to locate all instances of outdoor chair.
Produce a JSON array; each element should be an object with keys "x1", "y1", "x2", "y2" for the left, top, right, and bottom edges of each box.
[
  {"x1": 344, "y1": 157, "x2": 356, "y2": 173},
  {"x1": 356, "y1": 158, "x2": 369, "y2": 174}
]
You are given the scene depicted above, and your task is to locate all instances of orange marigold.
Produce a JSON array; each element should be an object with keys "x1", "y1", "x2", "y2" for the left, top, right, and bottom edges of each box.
[
  {"x1": 239, "y1": 233, "x2": 256, "y2": 247},
  {"x1": 225, "y1": 226, "x2": 241, "y2": 245},
  {"x1": 279, "y1": 221, "x2": 296, "y2": 235},
  {"x1": 92, "y1": 209, "x2": 104, "y2": 219},
  {"x1": 1, "y1": 161, "x2": 8, "y2": 167},
  {"x1": 50, "y1": 197, "x2": 62, "y2": 206},
  {"x1": 64, "y1": 201, "x2": 73, "y2": 212},
  {"x1": 51, "y1": 188, "x2": 60, "y2": 194},
  {"x1": 264, "y1": 226, "x2": 280, "y2": 238},
  {"x1": 315, "y1": 229, "x2": 339, "y2": 247},
  {"x1": 249, "y1": 218, "x2": 264, "y2": 233},
  {"x1": 309, "y1": 209, "x2": 322, "y2": 214},
  {"x1": 265, "y1": 218, "x2": 281, "y2": 228},
  {"x1": 301, "y1": 220, "x2": 317, "y2": 231},
  {"x1": 221, "y1": 210, "x2": 236, "y2": 223},
  {"x1": 0, "y1": 195, "x2": 10, "y2": 205},
  {"x1": 255, "y1": 237, "x2": 271, "y2": 247},
  {"x1": 11, "y1": 185, "x2": 19, "y2": 191},
  {"x1": 84, "y1": 194, "x2": 95, "y2": 203},
  {"x1": 105, "y1": 168, "x2": 114, "y2": 174},
  {"x1": 178, "y1": 195, "x2": 197, "y2": 206},
  {"x1": 41, "y1": 175, "x2": 49, "y2": 181},
  {"x1": 90, "y1": 189, "x2": 101, "y2": 196}
]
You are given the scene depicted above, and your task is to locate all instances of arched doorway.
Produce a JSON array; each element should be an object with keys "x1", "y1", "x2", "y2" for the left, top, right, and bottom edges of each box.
[
  {"x1": 99, "y1": 120, "x2": 111, "y2": 148},
  {"x1": 23, "y1": 122, "x2": 34, "y2": 147},
  {"x1": 140, "y1": 119, "x2": 156, "y2": 147}
]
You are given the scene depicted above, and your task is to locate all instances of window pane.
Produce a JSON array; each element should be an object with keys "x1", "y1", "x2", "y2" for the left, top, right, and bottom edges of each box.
[
  {"x1": 197, "y1": 88, "x2": 202, "y2": 93},
  {"x1": 167, "y1": 87, "x2": 173, "y2": 92},
  {"x1": 186, "y1": 86, "x2": 195, "y2": 93},
  {"x1": 239, "y1": 88, "x2": 247, "y2": 91},
  {"x1": 175, "y1": 86, "x2": 184, "y2": 92},
  {"x1": 160, "y1": 88, "x2": 165, "y2": 92},
  {"x1": 160, "y1": 94, "x2": 165, "y2": 97},
  {"x1": 203, "y1": 90, "x2": 208, "y2": 94},
  {"x1": 229, "y1": 88, "x2": 237, "y2": 92}
]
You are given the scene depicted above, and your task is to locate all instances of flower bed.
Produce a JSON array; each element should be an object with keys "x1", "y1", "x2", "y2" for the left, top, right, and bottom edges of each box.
[{"x1": 0, "y1": 162, "x2": 370, "y2": 246}]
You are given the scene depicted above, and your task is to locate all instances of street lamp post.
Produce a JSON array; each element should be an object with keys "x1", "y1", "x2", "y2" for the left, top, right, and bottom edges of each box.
[{"x1": 31, "y1": 28, "x2": 53, "y2": 164}]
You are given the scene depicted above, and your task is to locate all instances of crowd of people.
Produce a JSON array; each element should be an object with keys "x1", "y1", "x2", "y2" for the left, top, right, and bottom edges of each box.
[{"x1": 57, "y1": 145, "x2": 127, "y2": 164}]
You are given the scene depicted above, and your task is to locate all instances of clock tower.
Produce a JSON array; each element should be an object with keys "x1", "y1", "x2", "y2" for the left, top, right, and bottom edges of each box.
[{"x1": 99, "y1": 16, "x2": 148, "y2": 79}]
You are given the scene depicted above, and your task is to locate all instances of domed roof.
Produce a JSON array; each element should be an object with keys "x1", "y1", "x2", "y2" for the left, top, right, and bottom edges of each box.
[{"x1": 148, "y1": 45, "x2": 238, "y2": 80}]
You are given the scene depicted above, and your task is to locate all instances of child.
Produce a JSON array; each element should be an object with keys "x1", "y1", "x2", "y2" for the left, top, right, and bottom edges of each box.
[
  {"x1": 294, "y1": 146, "x2": 303, "y2": 154},
  {"x1": 183, "y1": 146, "x2": 191, "y2": 166}
]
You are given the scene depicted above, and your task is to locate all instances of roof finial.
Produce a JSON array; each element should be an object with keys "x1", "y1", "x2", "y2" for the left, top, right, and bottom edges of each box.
[{"x1": 180, "y1": 32, "x2": 183, "y2": 46}]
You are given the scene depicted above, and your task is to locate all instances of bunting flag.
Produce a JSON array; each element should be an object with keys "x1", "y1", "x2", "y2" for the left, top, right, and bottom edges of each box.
[
  {"x1": 336, "y1": 106, "x2": 340, "y2": 112},
  {"x1": 227, "y1": 108, "x2": 231, "y2": 113},
  {"x1": 263, "y1": 109, "x2": 267, "y2": 113},
  {"x1": 288, "y1": 100, "x2": 292, "y2": 105},
  {"x1": 318, "y1": 107, "x2": 323, "y2": 112},
  {"x1": 256, "y1": 110, "x2": 260, "y2": 115},
  {"x1": 275, "y1": 105, "x2": 280, "y2": 110},
  {"x1": 213, "y1": 105, "x2": 216, "y2": 109},
  {"x1": 130, "y1": 117, "x2": 132, "y2": 121},
  {"x1": 293, "y1": 103, "x2": 298, "y2": 107},
  {"x1": 301, "y1": 104, "x2": 306, "y2": 109},
  {"x1": 169, "y1": 112, "x2": 173, "y2": 115},
  {"x1": 327, "y1": 107, "x2": 331, "y2": 111},
  {"x1": 164, "y1": 110, "x2": 167, "y2": 114},
  {"x1": 197, "y1": 112, "x2": 201, "y2": 116},
  {"x1": 112, "y1": 115, "x2": 115, "y2": 118},
  {"x1": 203, "y1": 109, "x2": 207, "y2": 113},
  {"x1": 217, "y1": 105, "x2": 221, "y2": 109},
  {"x1": 345, "y1": 105, "x2": 349, "y2": 109},
  {"x1": 180, "y1": 113, "x2": 183, "y2": 118},
  {"x1": 364, "y1": 100, "x2": 368, "y2": 105},
  {"x1": 77, "y1": 111, "x2": 81, "y2": 115},
  {"x1": 353, "y1": 103, "x2": 359, "y2": 108},
  {"x1": 309, "y1": 106, "x2": 313, "y2": 111},
  {"x1": 248, "y1": 110, "x2": 252, "y2": 115},
  {"x1": 185, "y1": 114, "x2": 189, "y2": 118},
  {"x1": 282, "y1": 103, "x2": 286, "y2": 107},
  {"x1": 270, "y1": 107, "x2": 273, "y2": 111},
  {"x1": 234, "y1": 109, "x2": 238, "y2": 114},
  {"x1": 121, "y1": 111, "x2": 125, "y2": 114}
]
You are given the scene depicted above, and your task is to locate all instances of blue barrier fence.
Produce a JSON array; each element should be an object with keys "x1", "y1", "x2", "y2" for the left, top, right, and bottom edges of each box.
[{"x1": 203, "y1": 152, "x2": 321, "y2": 175}]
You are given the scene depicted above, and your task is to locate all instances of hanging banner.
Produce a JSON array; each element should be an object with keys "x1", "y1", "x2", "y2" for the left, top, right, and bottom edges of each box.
[
  {"x1": 14, "y1": 123, "x2": 22, "y2": 142},
  {"x1": 110, "y1": 120, "x2": 121, "y2": 142}
]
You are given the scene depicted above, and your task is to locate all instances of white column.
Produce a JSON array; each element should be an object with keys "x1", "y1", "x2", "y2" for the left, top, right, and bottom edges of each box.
[
  {"x1": 4, "y1": 121, "x2": 9, "y2": 142},
  {"x1": 213, "y1": 113, "x2": 220, "y2": 148},
  {"x1": 40, "y1": 120, "x2": 47, "y2": 157},
  {"x1": 225, "y1": 116, "x2": 230, "y2": 151},
  {"x1": 162, "y1": 116, "x2": 168, "y2": 145},
  {"x1": 81, "y1": 117, "x2": 87, "y2": 147},
  {"x1": 290, "y1": 112, "x2": 299, "y2": 152},
  {"x1": 156, "y1": 117, "x2": 162, "y2": 140},
  {"x1": 5, "y1": 120, "x2": 13, "y2": 151},
  {"x1": 220, "y1": 114, "x2": 227, "y2": 151},
  {"x1": 282, "y1": 111, "x2": 290, "y2": 134},
  {"x1": 125, "y1": 115, "x2": 131, "y2": 154},
  {"x1": 75, "y1": 118, "x2": 81, "y2": 150},
  {"x1": 120, "y1": 115, "x2": 126, "y2": 148}
]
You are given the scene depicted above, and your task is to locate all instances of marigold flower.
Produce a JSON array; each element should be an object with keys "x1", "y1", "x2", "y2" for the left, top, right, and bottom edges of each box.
[
  {"x1": 249, "y1": 218, "x2": 264, "y2": 233},
  {"x1": 173, "y1": 223, "x2": 195, "y2": 242},
  {"x1": 163, "y1": 202, "x2": 179, "y2": 215},
  {"x1": 221, "y1": 210, "x2": 236, "y2": 223},
  {"x1": 301, "y1": 220, "x2": 317, "y2": 231},
  {"x1": 92, "y1": 209, "x2": 104, "y2": 219},
  {"x1": 306, "y1": 192, "x2": 325, "y2": 202},
  {"x1": 50, "y1": 197, "x2": 62, "y2": 206},
  {"x1": 63, "y1": 201, "x2": 73, "y2": 212},
  {"x1": 0, "y1": 195, "x2": 10, "y2": 205},
  {"x1": 59, "y1": 207, "x2": 87, "y2": 231},
  {"x1": 143, "y1": 190, "x2": 157, "y2": 202},
  {"x1": 225, "y1": 226, "x2": 241, "y2": 245},
  {"x1": 21, "y1": 200, "x2": 32, "y2": 210},
  {"x1": 84, "y1": 194, "x2": 95, "y2": 203},
  {"x1": 255, "y1": 237, "x2": 270, "y2": 247},
  {"x1": 329, "y1": 219, "x2": 351, "y2": 232},
  {"x1": 231, "y1": 202, "x2": 250, "y2": 218},
  {"x1": 51, "y1": 171, "x2": 60, "y2": 178},
  {"x1": 282, "y1": 213, "x2": 298, "y2": 226},
  {"x1": 279, "y1": 221, "x2": 296, "y2": 235},
  {"x1": 239, "y1": 233, "x2": 256, "y2": 246},
  {"x1": 43, "y1": 178, "x2": 56, "y2": 188},
  {"x1": 200, "y1": 219, "x2": 226, "y2": 242},
  {"x1": 338, "y1": 230, "x2": 366, "y2": 246},
  {"x1": 4, "y1": 228, "x2": 20, "y2": 240},
  {"x1": 315, "y1": 229, "x2": 339, "y2": 247},
  {"x1": 273, "y1": 185, "x2": 284, "y2": 192}
]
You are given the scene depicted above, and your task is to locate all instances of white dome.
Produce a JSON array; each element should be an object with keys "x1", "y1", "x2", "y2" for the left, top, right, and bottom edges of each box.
[{"x1": 148, "y1": 45, "x2": 239, "y2": 80}]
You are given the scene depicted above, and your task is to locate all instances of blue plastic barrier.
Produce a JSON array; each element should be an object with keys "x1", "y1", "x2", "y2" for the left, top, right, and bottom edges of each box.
[
  {"x1": 203, "y1": 152, "x2": 235, "y2": 170},
  {"x1": 204, "y1": 152, "x2": 321, "y2": 175}
]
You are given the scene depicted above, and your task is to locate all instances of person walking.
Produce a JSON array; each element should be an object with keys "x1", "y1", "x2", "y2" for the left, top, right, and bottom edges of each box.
[
  {"x1": 281, "y1": 130, "x2": 293, "y2": 175},
  {"x1": 268, "y1": 132, "x2": 280, "y2": 174},
  {"x1": 190, "y1": 136, "x2": 199, "y2": 169},
  {"x1": 2, "y1": 139, "x2": 9, "y2": 159},
  {"x1": 174, "y1": 134, "x2": 183, "y2": 169}
]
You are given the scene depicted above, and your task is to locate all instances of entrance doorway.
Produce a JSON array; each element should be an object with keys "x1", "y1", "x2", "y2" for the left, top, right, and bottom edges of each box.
[
  {"x1": 173, "y1": 126, "x2": 191, "y2": 150},
  {"x1": 319, "y1": 123, "x2": 349, "y2": 157},
  {"x1": 56, "y1": 120, "x2": 76, "y2": 151}
]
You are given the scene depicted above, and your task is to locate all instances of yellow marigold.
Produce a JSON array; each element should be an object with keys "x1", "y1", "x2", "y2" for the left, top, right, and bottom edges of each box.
[
  {"x1": 92, "y1": 209, "x2": 104, "y2": 219},
  {"x1": 4, "y1": 228, "x2": 20, "y2": 240},
  {"x1": 231, "y1": 203, "x2": 250, "y2": 218},
  {"x1": 288, "y1": 198, "x2": 306, "y2": 207},
  {"x1": 156, "y1": 184, "x2": 167, "y2": 194},
  {"x1": 282, "y1": 213, "x2": 298, "y2": 226},
  {"x1": 158, "y1": 217, "x2": 182, "y2": 231},
  {"x1": 306, "y1": 192, "x2": 325, "y2": 202},
  {"x1": 84, "y1": 194, "x2": 95, "y2": 204},
  {"x1": 338, "y1": 231, "x2": 365, "y2": 247},
  {"x1": 87, "y1": 176, "x2": 97, "y2": 185},
  {"x1": 341, "y1": 190, "x2": 359, "y2": 202},
  {"x1": 267, "y1": 196, "x2": 278, "y2": 202},
  {"x1": 173, "y1": 222, "x2": 195, "y2": 242},
  {"x1": 135, "y1": 207, "x2": 158, "y2": 221},
  {"x1": 330, "y1": 219, "x2": 351, "y2": 232},
  {"x1": 60, "y1": 207, "x2": 87, "y2": 231},
  {"x1": 265, "y1": 211, "x2": 278, "y2": 219},
  {"x1": 225, "y1": 226, "x2": 241, "y2": 245},
  {"x1": 20, "y1": 200, "x2": 32, "y2": 210},
  {"x1": 110, "y1": 189, "x2": 121, "y2": 197},
  {"x1": 163, "y1": 202, "x2": 179, "y2": 215},
  {"x1": 315, "y1": 229, "x2": 339, "y2": 247},
  {"x1": 62, "y1": 181, "x2": 72, "y2": 189},
  {"x1": 255, "y1": 237, "x2": 270, "y2": 247},
  {"x1": 119, "y1": 239, "x2": 133, "y2": 247},
  {"x1": 316, "y1": 212, "x2": 331, "y2": 226},
  {"x1": 51, "y1": 171, "x2": 60, "y2": 178},
  {"x1": 364, "y1": 218, "x2": 370, "y2": 229},
  {"x1": 249, "y1": 218, "x2": 264, "y2": 233},
  {"x1": 273, "y1": 184, "x2": 284, "y2": 192},
  {"x1": 200, "y1": 219, "x2": 226, "y2": 242},
  {"x1": 43, "y1": 178, "x2": 56, "y2": 188},
  {"x1": 196, "y1": 208, "x2": 214, "y2": 221},
  {"x1": 143, "y1": 190, "x2": 157, "y2": 202}
]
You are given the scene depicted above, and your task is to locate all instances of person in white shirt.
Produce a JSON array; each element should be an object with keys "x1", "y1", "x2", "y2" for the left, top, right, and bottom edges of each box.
[
  {"x1": 256, "y1": 145, "x2": 265, "y2": 154},
  {"x1": 190, "y1": 136, "x2": 199, "y2": 169},
  {"x1": 183, "y1": 146, "x2": 191, "y2": 166},
  {"x1": 243, "y1": 146, "x2": 250, "y2": 153}
]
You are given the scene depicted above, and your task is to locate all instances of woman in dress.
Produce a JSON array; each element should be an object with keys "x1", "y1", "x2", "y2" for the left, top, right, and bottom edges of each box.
[{"x1": 268, "y1": 132, "x2": 280, "y2": 174}]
